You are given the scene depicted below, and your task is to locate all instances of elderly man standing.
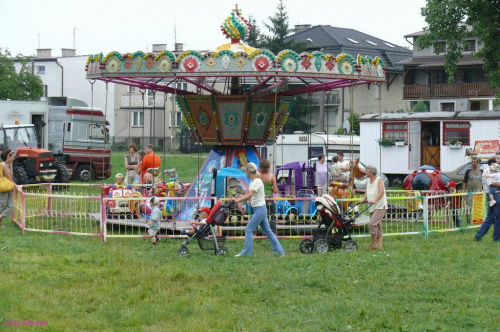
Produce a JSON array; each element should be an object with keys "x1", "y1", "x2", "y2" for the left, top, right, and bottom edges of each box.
[
  {"x1": 463, "y1": 157, "x2": 483, "y2": 224},
  {"x1": 139, "y1": 144, "x2": 162, "y2": 184}
]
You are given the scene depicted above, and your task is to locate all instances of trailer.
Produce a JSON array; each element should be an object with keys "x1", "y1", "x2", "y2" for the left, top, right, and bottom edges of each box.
[
  {"x1": 359, "y1": 111, "x2": 500, "y2": 185},
  {"x1": 259, "y1": 133, "x2": 360, "y2": 167},
  {"x1": 0, "y1": 97, "x2": 111, "y2": 181}
]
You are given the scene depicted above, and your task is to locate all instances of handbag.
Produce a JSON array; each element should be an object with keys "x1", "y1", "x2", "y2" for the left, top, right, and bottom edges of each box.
[{"x1": 0, "y1": 165, "x2": 15, "y2": 193}]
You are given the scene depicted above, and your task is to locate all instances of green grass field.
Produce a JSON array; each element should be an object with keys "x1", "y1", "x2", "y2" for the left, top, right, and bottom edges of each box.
[
  {"x1": 104, "y1": 152, "x2": 208, "y2": 184},
  {"x1": 3, "y1": 152, "x2": 499, "y2": 330},
  {"x1": 1, "y1": 224, "x2": 499, "y2": 330}
]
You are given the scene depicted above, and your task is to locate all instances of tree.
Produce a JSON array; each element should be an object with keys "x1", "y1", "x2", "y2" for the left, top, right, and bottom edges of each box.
[
  {"x1": 282, "y1": 94, "x2": 312, "y2": 134},
  {"x1": 261, "y1": 0, "x2": 307, "y2": 54},
  {"x1": 0, "y1": 48, "x2": 44, "y2": 101},
  {"x1": 417, "y1": 1, "x2": 500, "y2": 97},
  {"x1": 244, "y1": 16, "x2": 265, "y2": 49},
  {"x1": 412, "y1": 100, "x2": 428, "y2": 113}
]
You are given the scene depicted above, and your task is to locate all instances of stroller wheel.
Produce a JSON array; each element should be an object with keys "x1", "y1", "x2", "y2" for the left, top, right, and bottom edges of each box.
[
  {"x1": 178, "y1": 247, "x2": 189, "y2": 257},
  {"x1": 299, "y1": 239, "x2": 314, "y2": 254},
  {"x1": 314, "y1": 239, "x2": 329, "y2": 254},
  {"x1": 343, "y1": 240, "x2": 358, "y2": 251},
  {"x1": 216, "y1": 248, "x2": 228, "y2": 256}
]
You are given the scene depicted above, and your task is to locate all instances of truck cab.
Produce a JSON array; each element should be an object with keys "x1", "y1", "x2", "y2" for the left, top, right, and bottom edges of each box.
[{"x1": 47, "y1": 97, "x2": 111, "y2": 181}]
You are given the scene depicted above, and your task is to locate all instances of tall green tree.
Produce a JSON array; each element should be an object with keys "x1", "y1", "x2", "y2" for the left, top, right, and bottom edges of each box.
[
  {"x1": 244, "y1": 16, "x2": 265, "y2": 49},
  {"x1": 416, "y1": 0, "x2": 500, "y2": 97},
  {"x1": 262, "y1": 0, "x2": 307, "y2": 54},
  {"x1": 0, "y1": 48, "x2": 44, "y2": 101},
  {"x1": 282, "y1": 94, "x2": 312, "y2": 134}
]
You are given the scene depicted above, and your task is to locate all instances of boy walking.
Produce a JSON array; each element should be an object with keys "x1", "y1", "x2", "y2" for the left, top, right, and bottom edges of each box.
[{"x1": 147, "y1": 197, "x2": 162, "y2": 245}]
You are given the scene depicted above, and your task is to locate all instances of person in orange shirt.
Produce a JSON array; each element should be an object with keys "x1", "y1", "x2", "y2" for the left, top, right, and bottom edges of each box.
[{"x1": 139, "y1": 144, "x2": 161, "y2": 183}]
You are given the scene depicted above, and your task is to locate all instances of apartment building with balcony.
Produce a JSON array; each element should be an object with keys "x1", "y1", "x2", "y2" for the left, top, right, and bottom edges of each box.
[
  {"x1": 286, "y1": 24, "x2": 412, "y2": 133},
  {"x1": 399, "y1": 30, "x2": 499, "y2": 111}
]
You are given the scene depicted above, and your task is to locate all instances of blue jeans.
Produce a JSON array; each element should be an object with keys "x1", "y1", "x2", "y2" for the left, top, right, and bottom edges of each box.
[
  {"x1": 239, "y1": 205, "x2": 284, "y2": 256},
  {"x1": 475, "y1": 191, "x2": 500, "y2": 241}
]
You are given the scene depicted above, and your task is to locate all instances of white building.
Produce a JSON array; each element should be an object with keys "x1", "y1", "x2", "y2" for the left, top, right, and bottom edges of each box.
[{"x1": 14, "y1": 48, "x2": 116, "y2": 136}]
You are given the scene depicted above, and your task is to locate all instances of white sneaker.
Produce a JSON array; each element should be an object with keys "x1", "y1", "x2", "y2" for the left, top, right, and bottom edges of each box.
[
  {"x1": 489, "y1": 200, "x2": 496, "y2": 207},
  {"x1": 235, "y1": 254, "x2": 243, "y2": 257}
]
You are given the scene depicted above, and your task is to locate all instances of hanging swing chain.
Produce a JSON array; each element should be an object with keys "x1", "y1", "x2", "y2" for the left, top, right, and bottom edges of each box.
[
  {"x1": 88, "y1": 79, "x2": 96, "y2": 199},
  {"x1": 271, "y1": 77, "x2": 279, "y2": 174},
  {"x1": 308, "y1": 92, "x2": 313, "y2": 159},
  {"x1": 139, "y1": 89, "x2": 146, "y2": 150},
  {"x1": 101, "y1": 81, "x2": 109, "y2": 185}
]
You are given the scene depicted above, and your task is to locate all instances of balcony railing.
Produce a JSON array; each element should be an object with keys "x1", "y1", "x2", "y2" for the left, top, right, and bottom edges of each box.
[{"x1": 404, "y1": 82, "x2": 498, "y2": 99}]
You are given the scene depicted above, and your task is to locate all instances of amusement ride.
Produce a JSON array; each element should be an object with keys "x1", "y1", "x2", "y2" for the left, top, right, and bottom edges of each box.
[{"x1": 85, "y1": 6, "x2": 387, "y2": 225}]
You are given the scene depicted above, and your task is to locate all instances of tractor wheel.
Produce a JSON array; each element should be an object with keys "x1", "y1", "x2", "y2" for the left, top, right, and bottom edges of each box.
[
  {"x1": 75, "y1": 164, "x2": 94, "y2": 182},
  {"x1": 12, "y1": 166, "x2": 28, "y2": 185},
  {"x1": 54, "y1": 163, "x2": 71, "y2": 183}
]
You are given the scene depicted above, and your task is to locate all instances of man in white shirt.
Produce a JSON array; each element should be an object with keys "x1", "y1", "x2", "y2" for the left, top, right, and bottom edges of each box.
[{"x1": 337, "y1": 152, "x2": 351, "y2": 179}]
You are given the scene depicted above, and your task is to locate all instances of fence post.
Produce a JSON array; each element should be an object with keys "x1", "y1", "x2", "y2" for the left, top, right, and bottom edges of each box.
[
  {"x1": 423, "y1": 195, "x2": 428, "y2": 238},
  {"x1": 100, "y1": 197, "x2": 106, "y2": 242},
  {"x1": 21, "y1": 189, "x2": 26, "y2": 234}
]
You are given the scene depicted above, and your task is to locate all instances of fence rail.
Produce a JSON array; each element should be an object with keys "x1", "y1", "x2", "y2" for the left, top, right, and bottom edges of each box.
[{"x1": 13, "y1": 185, "x2": 485, "y2": 241}]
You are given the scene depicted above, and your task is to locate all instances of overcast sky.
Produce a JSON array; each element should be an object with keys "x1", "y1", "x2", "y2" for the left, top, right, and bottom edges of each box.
[{"x1": 0, "y1": 0, "x2": 428, "y2": 57}]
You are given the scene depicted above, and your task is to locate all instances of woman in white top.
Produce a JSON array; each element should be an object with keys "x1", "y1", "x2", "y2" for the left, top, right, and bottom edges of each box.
[
  {"x1": 315, "y1": 154, "x2": 329, "y2": 196},
  {"x1": 233, "y1": 162, "x2": 285, "y2": 257},
  {"x1": 361, "y1": 165, "x2": 387, "y2": 250},
  {"x1": 0, "y1": 149, "x2": 16, "y2": 228}
]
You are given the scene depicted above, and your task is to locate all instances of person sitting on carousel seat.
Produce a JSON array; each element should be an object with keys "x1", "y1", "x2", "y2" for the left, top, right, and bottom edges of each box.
[
  {"x1": 141, "y1": 173, "x2": 155, "y2": 196},
  {"x1": 228, "y1": 178, "x2": 246, "y2": 212},
  {"x1": 108, "y1": 173, "x2": 132, "y2": 197},
  {"x1": 113, "y1": 173, "x2": 127, "y2": 189}
]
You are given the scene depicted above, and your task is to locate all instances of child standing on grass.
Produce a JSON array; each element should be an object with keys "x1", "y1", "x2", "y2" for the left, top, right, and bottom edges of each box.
[
  {"x1": 445, "y1": 181, "x2": 461, "y2": 228},
  {"x1": 147, "y1": 197, "x2": 162, "y2": 245}
]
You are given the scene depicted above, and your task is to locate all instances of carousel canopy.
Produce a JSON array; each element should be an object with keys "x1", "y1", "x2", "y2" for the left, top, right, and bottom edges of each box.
[{"x1": 85, "y1": 7, "x2": 386, "y2": 97}]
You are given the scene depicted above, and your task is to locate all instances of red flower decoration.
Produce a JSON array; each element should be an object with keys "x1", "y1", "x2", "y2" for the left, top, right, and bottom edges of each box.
[
  {"x1": 183, "y1": 58, "x2": 198, "y2": 72},
  {"x1": 325, "y1": 58, "x2": 335, "y2": 71},
  {"x1": 301, "y1": 57, "x2": 312, "y2": 70},
  {"x1": 145, "y1": 58, "x2": 155, "y2": 70},
  {"x1": 254, "y1": 57, "x2": 270, "y2": 71},
  {"x1": 124, "y1": 58, "x2": 133, "y2": 70}
]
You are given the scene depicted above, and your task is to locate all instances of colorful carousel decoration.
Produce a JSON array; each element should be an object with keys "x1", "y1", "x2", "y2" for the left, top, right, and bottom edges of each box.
[{"x1": 86, "y1": 7, "x2": 386, "y2": 209}]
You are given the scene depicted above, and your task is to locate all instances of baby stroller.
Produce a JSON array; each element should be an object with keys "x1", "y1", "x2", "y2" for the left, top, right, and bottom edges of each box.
[
  {"x1": 178, "y1": 200, "x2": 234, "y2": 257},
  {"x1": 299, "y1": 195, "x2": 370, "y2": 254}
]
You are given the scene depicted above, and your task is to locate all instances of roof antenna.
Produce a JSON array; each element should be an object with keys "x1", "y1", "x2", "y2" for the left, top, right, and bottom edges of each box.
[
  {"x1": 174, "y1": 18, "x2": 177, "y2": 45},
  {"x1": 38, "y1": 34, "x2": 40, "y2": 49},
  {"x1": 73, "y1": 27, "x2": 78, "y2": 50}
]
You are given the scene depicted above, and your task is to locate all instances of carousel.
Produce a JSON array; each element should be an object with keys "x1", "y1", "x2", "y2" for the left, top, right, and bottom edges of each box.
[{"x1": 86, "y1": 7, "x2": 386, "y2": 226}]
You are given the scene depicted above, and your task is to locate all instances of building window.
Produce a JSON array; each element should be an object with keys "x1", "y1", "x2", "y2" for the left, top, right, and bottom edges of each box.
[
  {"x1": 433, "y1": 41, "x2": 446, "y2": 54},
  {"x1": 147, "y1": 89, "x2": 155, "y2": 106},
  {"x1": 132, "y1": 111, "x2": 144, "y2": 127},
  {"x1": 127, "y1": 86, "x2": 135, "y2": 93},
  {"x1": 441, "y1": 102, "x2": 455, "y2": 112},
  {"x1": 410, "y1": 100, "x2": 430, "y2": 111},
  {"x1": 470, "y1": 101, "x2": 481, "y2": 111},
  {"x1": 169, "y1": 111, "x2": 183, "y2": 128},
  {"x1": 383, "y1": 122, "x2": 408, "y2": 144},
  {"x1": 443, "y1": 122, "x2": 470, "y2": 145},
  {"x1": 432, "y1": 70, "x2": 449, "y2": 84},
  {"x1": 463, "y1": 39, "x2": 476, "y2": 52},
  {"x1": 36, "y1": 66, "x2": 45, "y2": 74},
  {"x1": 175, "y1": 83, "x2": 188, "y2": 91}
]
